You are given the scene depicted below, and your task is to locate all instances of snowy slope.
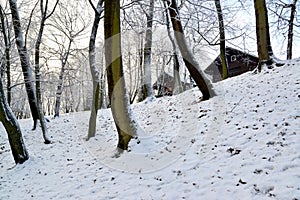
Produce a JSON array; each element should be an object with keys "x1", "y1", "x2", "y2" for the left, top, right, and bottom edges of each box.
[{"x1": 0, "y1": 59, "x2": 299, "y2": 200}]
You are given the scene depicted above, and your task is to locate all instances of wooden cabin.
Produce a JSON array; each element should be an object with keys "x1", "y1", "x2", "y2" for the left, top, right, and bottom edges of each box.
[{"x1": 204, "y1": 47, "x2": 259, "y2": 82}]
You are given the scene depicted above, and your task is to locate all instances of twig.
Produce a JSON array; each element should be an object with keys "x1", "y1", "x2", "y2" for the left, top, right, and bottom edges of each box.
[{"x1": 229, "y1": 97, "x2": 243, "y2": 113}]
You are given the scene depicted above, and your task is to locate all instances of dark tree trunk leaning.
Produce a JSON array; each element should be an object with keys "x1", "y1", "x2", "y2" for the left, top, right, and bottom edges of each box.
[
  {"x1": 163, "y1": 1, "x2": 183, "y2": 95},
  {"x1": 165, "y1": 0, "x2": 215, "y2": 100},
  {"x1": 0, "y1": 6, "x2": 11, "y2": 105},
  {"x1": 9, "y1": 0, "x2": 39, "y2": 130},
  {"x1": 0, "y1": 76, "x2": 29, "y2": 164}
]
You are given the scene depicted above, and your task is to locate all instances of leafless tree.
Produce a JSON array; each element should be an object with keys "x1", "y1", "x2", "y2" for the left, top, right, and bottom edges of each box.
[
  {"x1": 104, "y1": 0, "x2": 137, "y2": 150},
  {"x1": 215, "y1": 0, "x2": 228, "y2": 79},
  {"x1": 140, "y1": 0, "x2": 155, "y2": 101},
  {"x1": 9, "y1": 0, "x2": 42, "y2": 134},
  {"x1": 254, "y1": 0, "x2": 274, "y2": 70},
  {"x1": 0, "y1": 75, "x2": 29, "y2": 164},
  {"x1": 163, "y1": 0, "x2": 183, "y2": 95},
  {"x1": 48, "y1": 2, "x2": 89, "y2": 117},
  {"x1": 87, "y1": 0, "x2": 104, "y2": 140},
  {"x1": 268, "y1": 0, "x2": 299, "y2": 60},
  {"x1": 0, "y1": 5, "x2": 12, "y2": 105},
  {"x1": 34, "y1": 0, "x2": 59, "y2": 143},
  {"x1": 164, "y1": 0, "x2": 215, "y2": 100}
]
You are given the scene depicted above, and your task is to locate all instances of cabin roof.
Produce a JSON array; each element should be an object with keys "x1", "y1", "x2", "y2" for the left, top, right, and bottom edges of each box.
[{"x1": 204, "y1": 47, "x2": 259, "y2": 82}]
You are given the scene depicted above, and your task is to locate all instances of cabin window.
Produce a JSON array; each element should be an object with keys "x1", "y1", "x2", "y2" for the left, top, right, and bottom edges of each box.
[{"x1": 231, "y1": 55, "x2": 237, "y2": 62}]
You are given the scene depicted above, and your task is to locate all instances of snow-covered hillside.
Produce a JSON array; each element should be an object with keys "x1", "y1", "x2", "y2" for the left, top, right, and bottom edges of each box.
[{"x1": 0, "y1": 59, "x2": 299, "y2": 199}]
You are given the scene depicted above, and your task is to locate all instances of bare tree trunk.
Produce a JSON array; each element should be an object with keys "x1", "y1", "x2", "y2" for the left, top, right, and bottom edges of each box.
[
  {"x1": 165, "y1": 0, "x2": 215, "y2": 100},
  {"x1": 9, "y1": 0, "x2": 39, "y2": 130},
  {"x1": 87, "y1": 0, "x2": 104, "y2": 140},
  {"x1": 287, "y1": 0, "x2": 297, "y2": 60},
  {"x1": 104, "y1": 0, "x2": 137, "y2": 151},
  {"x1": 0, "y1": 75, "x2": 29, "y2": 164},
  {"x1": 137, "y1": 32, "x2": 144, "y2": 102},
  {"x1": 54, "y1": 65, "x2": 64, "y2": 118},
  {"x1": 34, "y1": 0, "x2": 57, "y2": 144},
  {"x1": 254, "y1": 0, "x2": 274, "y2": 70},
  {"x1": 127, "y1": 49, "x2": 138, "y2": 104},
  {"x1": 141, "y1": 0, "x2": 155, "y2": 100},
  {"x1": 163, "y1": 1, "x2": 183, "y2": 95},
  {"x1": 0, "y1": 5, "x2": 11, "y2": 105},
  {"x1": 215, "y1": 0, "x2": 228, "y2": 80},
  {"x1": 54, "y1": 40, "x2": 72, "y2": 118},
  {"x1": 99, "y1": 50, "x2": 106, "y2": 109}
]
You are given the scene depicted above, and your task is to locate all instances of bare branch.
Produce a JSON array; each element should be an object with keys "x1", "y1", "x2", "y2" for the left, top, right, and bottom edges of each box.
[
  {"x1": 46, "y1": 0, "x2": 60, "y2": 19},
  {"x1": 24, "y1": 0, "x2": 39, "y2": 47}
]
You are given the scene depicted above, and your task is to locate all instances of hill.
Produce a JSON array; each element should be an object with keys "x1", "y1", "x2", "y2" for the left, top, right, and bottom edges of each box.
[{"x1": 0, "y1": 59, "x2": 299, "y2": 199}]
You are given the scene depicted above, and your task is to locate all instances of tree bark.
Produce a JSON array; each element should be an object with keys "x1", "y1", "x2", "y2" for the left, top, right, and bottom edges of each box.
[
  {"x1": 9, "y1": 0, "x2": 39, "y2": 130},
  {"x1": 0, "y1": 5, "x2": 11, "y2": 105},
  {"x1": 104, "y1": 0, "x2": 137, "y2": 150},
  {"x1": 34, "y1": 0, "x2": 57, "y2": 144},
  {"x1": 54, "y1": 39, "x2": 72, "y2": 118},
  {"x1": 0, "y1": 75, "x2": 29, "y2": 164},
  {"x1": 165, "y1": 0, "x2": 215, "y2": 100},
  {"x1": 287, "y1": 0, "x2": 297, "y2": 60},
  {"x1": 87, "y1": 0, "x2": 104, "y2": 140},
  {"x1": 141, "y1": 0, "x2": 155, "y2": 100},
  {"x1": 163, "y1": 1, "x2": 183, "y2": 95},
  {"x1": 137, "y1": 33, "x2": 144, "y2": 102},
  {"x1": 254, "y1": 0, "x2": 274, "y2": 70},
  {"x1": 215, "y1": 0, "x2": 228, "y2": 80}
]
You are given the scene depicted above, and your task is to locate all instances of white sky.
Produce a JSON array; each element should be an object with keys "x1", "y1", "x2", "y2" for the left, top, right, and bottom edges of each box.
[
  {"x1": 1, "y1": 0, "x2": 299, "y2": 62},
  {"x1": 226, "y1": 0, "x2": 300, "y2": 60}
]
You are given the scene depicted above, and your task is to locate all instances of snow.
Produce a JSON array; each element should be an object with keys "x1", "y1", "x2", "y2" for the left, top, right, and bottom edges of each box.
[{"x1": 1, "y1": 59, "x2": 299, "y2": 199}]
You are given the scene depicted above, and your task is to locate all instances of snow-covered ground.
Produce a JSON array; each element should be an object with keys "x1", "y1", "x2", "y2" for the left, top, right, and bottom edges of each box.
[{"x1": 0, "y1": 59, "x2": 299, "y2": 199}]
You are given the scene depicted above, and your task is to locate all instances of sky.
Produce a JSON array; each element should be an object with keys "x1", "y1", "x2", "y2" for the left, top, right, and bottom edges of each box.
[
  {"x1": 226, "y1": 0, "x2": 300, "y2": 60},
  {"x1": 1, "y1": 0, "x2": 298, "y2": 60}
]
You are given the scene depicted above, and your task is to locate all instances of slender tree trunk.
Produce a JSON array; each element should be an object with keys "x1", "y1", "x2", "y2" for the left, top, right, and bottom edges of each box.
[
  {"x1": 99, "y1": 51, "x2": 105, "y2": 109},
  {"x1": 165, "y1": 0, "x2": 215, "y2": 100},
  {"x1": 9, "y1": 0, "x2": 39, "y2": 130},
  {"x1": 104, "y1": 0, "x2": 137, "y2": 150},
  {"x1": 137, "y1": 33, "x2": 144, "y2": 102},
  {"x1": 141, "y1": 0, "x2": 155, "y2": 100},
  {"x1": 127, "y1": 49, "x2": 138, "y2": 104},
  {"x1": 35, "y1": 21, "x2": 51, "y2": 144},
  {"x1": 0, "y1": 6, "x2": 11, "y2": 105},
  {"x1": 0, "y1": 75, "x2": 29, "y2": 164},
  {"x1": 172, "y1": 53, "x2": 182, "y2": 94},
  {"x1": 163, "y1": 1, "x2": 183, "y2": 95},
  {"x1": 87, "y1": 0, "x2": 104, "y2": 140},
  {"x1": 254, "y1": 0, "x2": 274, "y2": 70},
  {"x1": 54, "y1": 64, "x2": 64, "y2": 117},
  {"x1": 287, "y1": 0, "x2": 297, "y2": 60},
  {"x1": 54, "y1": 39, "x2": 72, "y2": 118},
  {"x1": 215, "y1": 0, "x2": 228, "y2": 80},
  {"x1": 34, "y1": 0, "x2": 56, "y2": 144}
]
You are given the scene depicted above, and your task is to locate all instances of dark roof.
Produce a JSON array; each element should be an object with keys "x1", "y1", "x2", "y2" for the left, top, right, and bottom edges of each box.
[{"x1": 204, "y1": 47, "x2": 259, "y2": 82}]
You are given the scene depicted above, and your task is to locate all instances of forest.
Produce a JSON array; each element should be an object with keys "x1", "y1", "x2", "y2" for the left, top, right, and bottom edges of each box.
[
  {"x1": 0, "y1": 0, "x2": 299, "y2": 199},
  {"x1": 0, "y1": 0, "x2": 299, "y2": 177},
  {"x1": 1, "y1": 0, "x2": 299, "y2": 162}
]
